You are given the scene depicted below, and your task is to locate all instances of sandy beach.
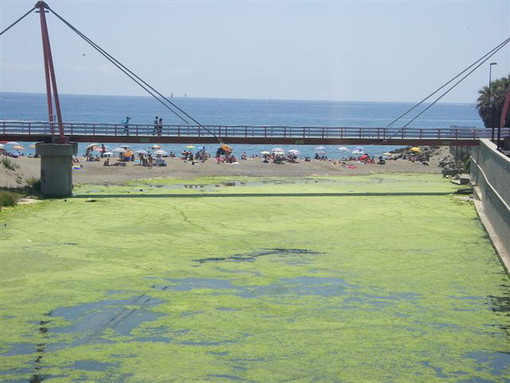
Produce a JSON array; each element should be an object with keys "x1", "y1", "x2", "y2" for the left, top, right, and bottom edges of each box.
[{"x1": 0, "y1": 146, "x2": 451, "y2": 188}]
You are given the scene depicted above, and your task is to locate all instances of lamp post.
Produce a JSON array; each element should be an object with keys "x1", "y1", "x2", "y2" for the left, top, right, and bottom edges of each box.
[{"x1": 489, "y1": 62, "x2": 497, "y2": 140}]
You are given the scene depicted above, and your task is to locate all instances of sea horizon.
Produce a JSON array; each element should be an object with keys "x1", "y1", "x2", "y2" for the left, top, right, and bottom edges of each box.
[{"x1": 0, "y1": 90, "x2": 478, "y2": 107}]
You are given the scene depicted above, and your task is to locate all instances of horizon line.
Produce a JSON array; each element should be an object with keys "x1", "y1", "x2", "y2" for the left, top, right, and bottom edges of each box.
[{"x1": 0, "y1": 91, "x2": 477, "y2": 106}]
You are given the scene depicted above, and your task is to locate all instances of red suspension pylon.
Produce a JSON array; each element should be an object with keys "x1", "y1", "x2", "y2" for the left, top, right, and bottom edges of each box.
[{"x1": 36, "y1": 1, "x2": 65, "y2": 144}]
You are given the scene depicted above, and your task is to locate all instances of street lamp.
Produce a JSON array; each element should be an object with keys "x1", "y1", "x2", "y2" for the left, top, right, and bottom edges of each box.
[{"x1": 489, "y1": 62, "x2": 498, "y2": 140}]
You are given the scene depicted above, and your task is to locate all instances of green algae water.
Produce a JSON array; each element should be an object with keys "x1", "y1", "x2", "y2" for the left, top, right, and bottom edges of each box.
[{"x1": 1, "y1": 174, "x2": 509, "y2": 382}]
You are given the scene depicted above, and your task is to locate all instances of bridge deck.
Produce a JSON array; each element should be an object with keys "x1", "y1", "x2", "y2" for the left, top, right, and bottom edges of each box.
[{"x1": 1, "y1": 120, "x2": 506, "y2": 146}]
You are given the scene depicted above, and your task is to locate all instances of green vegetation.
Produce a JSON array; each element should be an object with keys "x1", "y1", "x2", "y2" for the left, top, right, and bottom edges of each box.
[
  {"x1": 0, "y1": 191, "x2": 20, "y2": 208},
  {"x1": 477, "y1": 74, "x2": 510, "y2": 129},
  {"x1": 1, "y1": 156, "x2": 19, "y2": 171},
  {"x1": 1, "y1": 174, "x2": 508, "y2": 382},
  {"x1": 24, "y1": 176, "x2": 41, "y2": 192}
]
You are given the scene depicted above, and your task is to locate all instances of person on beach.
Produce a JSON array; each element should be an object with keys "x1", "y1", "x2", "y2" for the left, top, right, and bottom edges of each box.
[{"x1": 122, "y1": 116, "x2": 131, "y2": 135}]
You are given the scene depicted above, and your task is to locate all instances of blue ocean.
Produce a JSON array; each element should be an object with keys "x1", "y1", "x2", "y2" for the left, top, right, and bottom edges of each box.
[{"x1": 0, "y1": 92, "x2": 484, "y2": 158}]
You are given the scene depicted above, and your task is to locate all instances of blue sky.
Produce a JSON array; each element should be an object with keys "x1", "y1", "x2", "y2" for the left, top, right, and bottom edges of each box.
[{"x1": 1, "y1": 0, "x2": 509, "y2": 103}]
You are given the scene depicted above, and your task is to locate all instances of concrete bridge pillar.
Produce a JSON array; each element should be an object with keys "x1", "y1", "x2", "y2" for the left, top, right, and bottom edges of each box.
[{"x1": 35, "y1": 143, "x2": 77, "y2": 197}]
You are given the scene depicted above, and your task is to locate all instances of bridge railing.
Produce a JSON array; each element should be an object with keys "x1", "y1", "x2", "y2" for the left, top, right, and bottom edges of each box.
[{"x1": 0, "y1": 120, "x2": 508, "y2": 141}]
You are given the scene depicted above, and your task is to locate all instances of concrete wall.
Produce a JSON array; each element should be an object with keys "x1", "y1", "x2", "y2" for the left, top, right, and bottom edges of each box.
[
  {"x1": 35, "y1": 143, "x2": 77, "y2": 197},
  {"x1": 470, "y1": 139, "x2": 510, "y2": 272}
]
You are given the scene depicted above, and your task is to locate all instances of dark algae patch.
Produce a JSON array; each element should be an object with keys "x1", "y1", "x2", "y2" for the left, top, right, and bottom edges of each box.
[
  {"x1": 193, "y1": 248, "x2": 323, "y2": 264},
  {"x1": 1, "y1": 175, "x2": 510, "y2": 381}
]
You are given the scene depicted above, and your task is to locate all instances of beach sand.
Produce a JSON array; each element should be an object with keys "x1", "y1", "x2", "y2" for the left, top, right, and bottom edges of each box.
[{"x1": 0, "y1": 146, "x2": 451, "y2": 187}]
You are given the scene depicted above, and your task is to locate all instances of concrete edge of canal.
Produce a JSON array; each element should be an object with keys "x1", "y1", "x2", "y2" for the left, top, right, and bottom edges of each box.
[{"x1": 470, "y1": 139, "x2": 510, "y2": 274}]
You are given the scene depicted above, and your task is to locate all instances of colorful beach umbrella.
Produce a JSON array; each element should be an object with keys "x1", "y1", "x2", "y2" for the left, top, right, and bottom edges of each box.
[
  {"x1": 410, "y1": 147, "x2": 422, "y2": 153},
  {"x1": 186, "y1": 145, "x2": 196, "y2": 149}
]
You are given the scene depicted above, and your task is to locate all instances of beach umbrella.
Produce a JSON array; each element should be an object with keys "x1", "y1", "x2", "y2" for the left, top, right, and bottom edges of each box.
[
  {"x1": 221, "y1": 144, "x2": 232, "y2": 152},
  {"x1": 152, "y1": 144, "x2": 161, "y2": 149},
  {"x1": 261, "y1": 151, "x2": 270, "y2": 155},
  {"x1": 186, "y1": 145, "x2": 196, "y2": 149},
  {"x1": 135, "y1": 150, "x2": 148, "y2": 154},
  {"x1": 154, "y1": 150, "x2": 168, "y2": 156},
  {"x1": 91, "y1": 145, "x2": 109, "y2": 152},
  {"x1": 13, "y1": 145, "x2": 25, "y2": 150},
  {"x1": 338, "y1": 147, "x2": 350, "y2": 152},
  {"x1": 315, "y1": 146, "x2": 326, "y2": 151},
  {"x1": 103, "y1": 152, "x2": 114, "y2": 157},
  {"x1": 86, "y1": 143, "x2": 100, "y2": 149},
  {"x1": 113, "y1": 147, "x2": 127, "y2": 153},
  {"x1": 383, "y1": 152, "x2": 392, "y2": 156},
  {"x1": 288, "y1": 149, "x2": 300, "y2": 154},
  {"x1": 409, "y1": 147, "x2": 421, "y2": 153},
  {"x1": 6, "y1": 141, "x2": 20, "y2": 145}
]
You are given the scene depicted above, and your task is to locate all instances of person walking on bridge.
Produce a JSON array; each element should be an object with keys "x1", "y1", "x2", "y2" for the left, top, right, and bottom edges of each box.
[
  {"x1": 153, "y1": 116, "x2": 158, "y2": 135},
  {"x1": 157, "y1": 117, "x2": 163, "y2": 136},
  {"x1": 122, "y1": 116, "x2": 131, "y2": 135}
]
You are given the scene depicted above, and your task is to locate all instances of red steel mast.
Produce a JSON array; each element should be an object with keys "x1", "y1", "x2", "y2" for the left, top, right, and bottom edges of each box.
[{"x1": 36, "y1": 1, "x2": 65, "y2": 143}]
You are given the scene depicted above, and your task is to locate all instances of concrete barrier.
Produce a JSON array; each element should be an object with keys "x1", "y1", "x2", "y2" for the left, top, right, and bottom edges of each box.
[{"x1": 470, "y1": 139, "x2": 510, "y2": 273}]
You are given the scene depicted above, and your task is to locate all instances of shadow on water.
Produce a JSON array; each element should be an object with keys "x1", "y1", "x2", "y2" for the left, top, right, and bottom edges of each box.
[
  {"x1": 72, "y1": 191, "x2": 453, "y2": 199},
  {"x1": 28, "y1": 318, "x2": 49, "y2": 383},
  {"x1": 489, "y1": 294, "x2": 510, "y2": 339},
  {"x1": 489, "y1": 295, "x2": 510, "y2": 313}
]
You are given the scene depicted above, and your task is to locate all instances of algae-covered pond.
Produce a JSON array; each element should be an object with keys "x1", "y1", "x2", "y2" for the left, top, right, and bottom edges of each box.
[{"x1": 1, "y1": 174, "x2": 509, "y2": 382}]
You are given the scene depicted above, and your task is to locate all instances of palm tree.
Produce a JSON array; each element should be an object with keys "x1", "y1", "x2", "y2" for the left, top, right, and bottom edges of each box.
[{"x1": 476, "y1": 75, "x2": 510, "y2": 129}]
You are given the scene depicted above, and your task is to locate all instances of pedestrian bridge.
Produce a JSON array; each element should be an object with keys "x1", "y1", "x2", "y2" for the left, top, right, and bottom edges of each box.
[{"x1": 1, "y1": 120, "x2": 505, "y2": 146}]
